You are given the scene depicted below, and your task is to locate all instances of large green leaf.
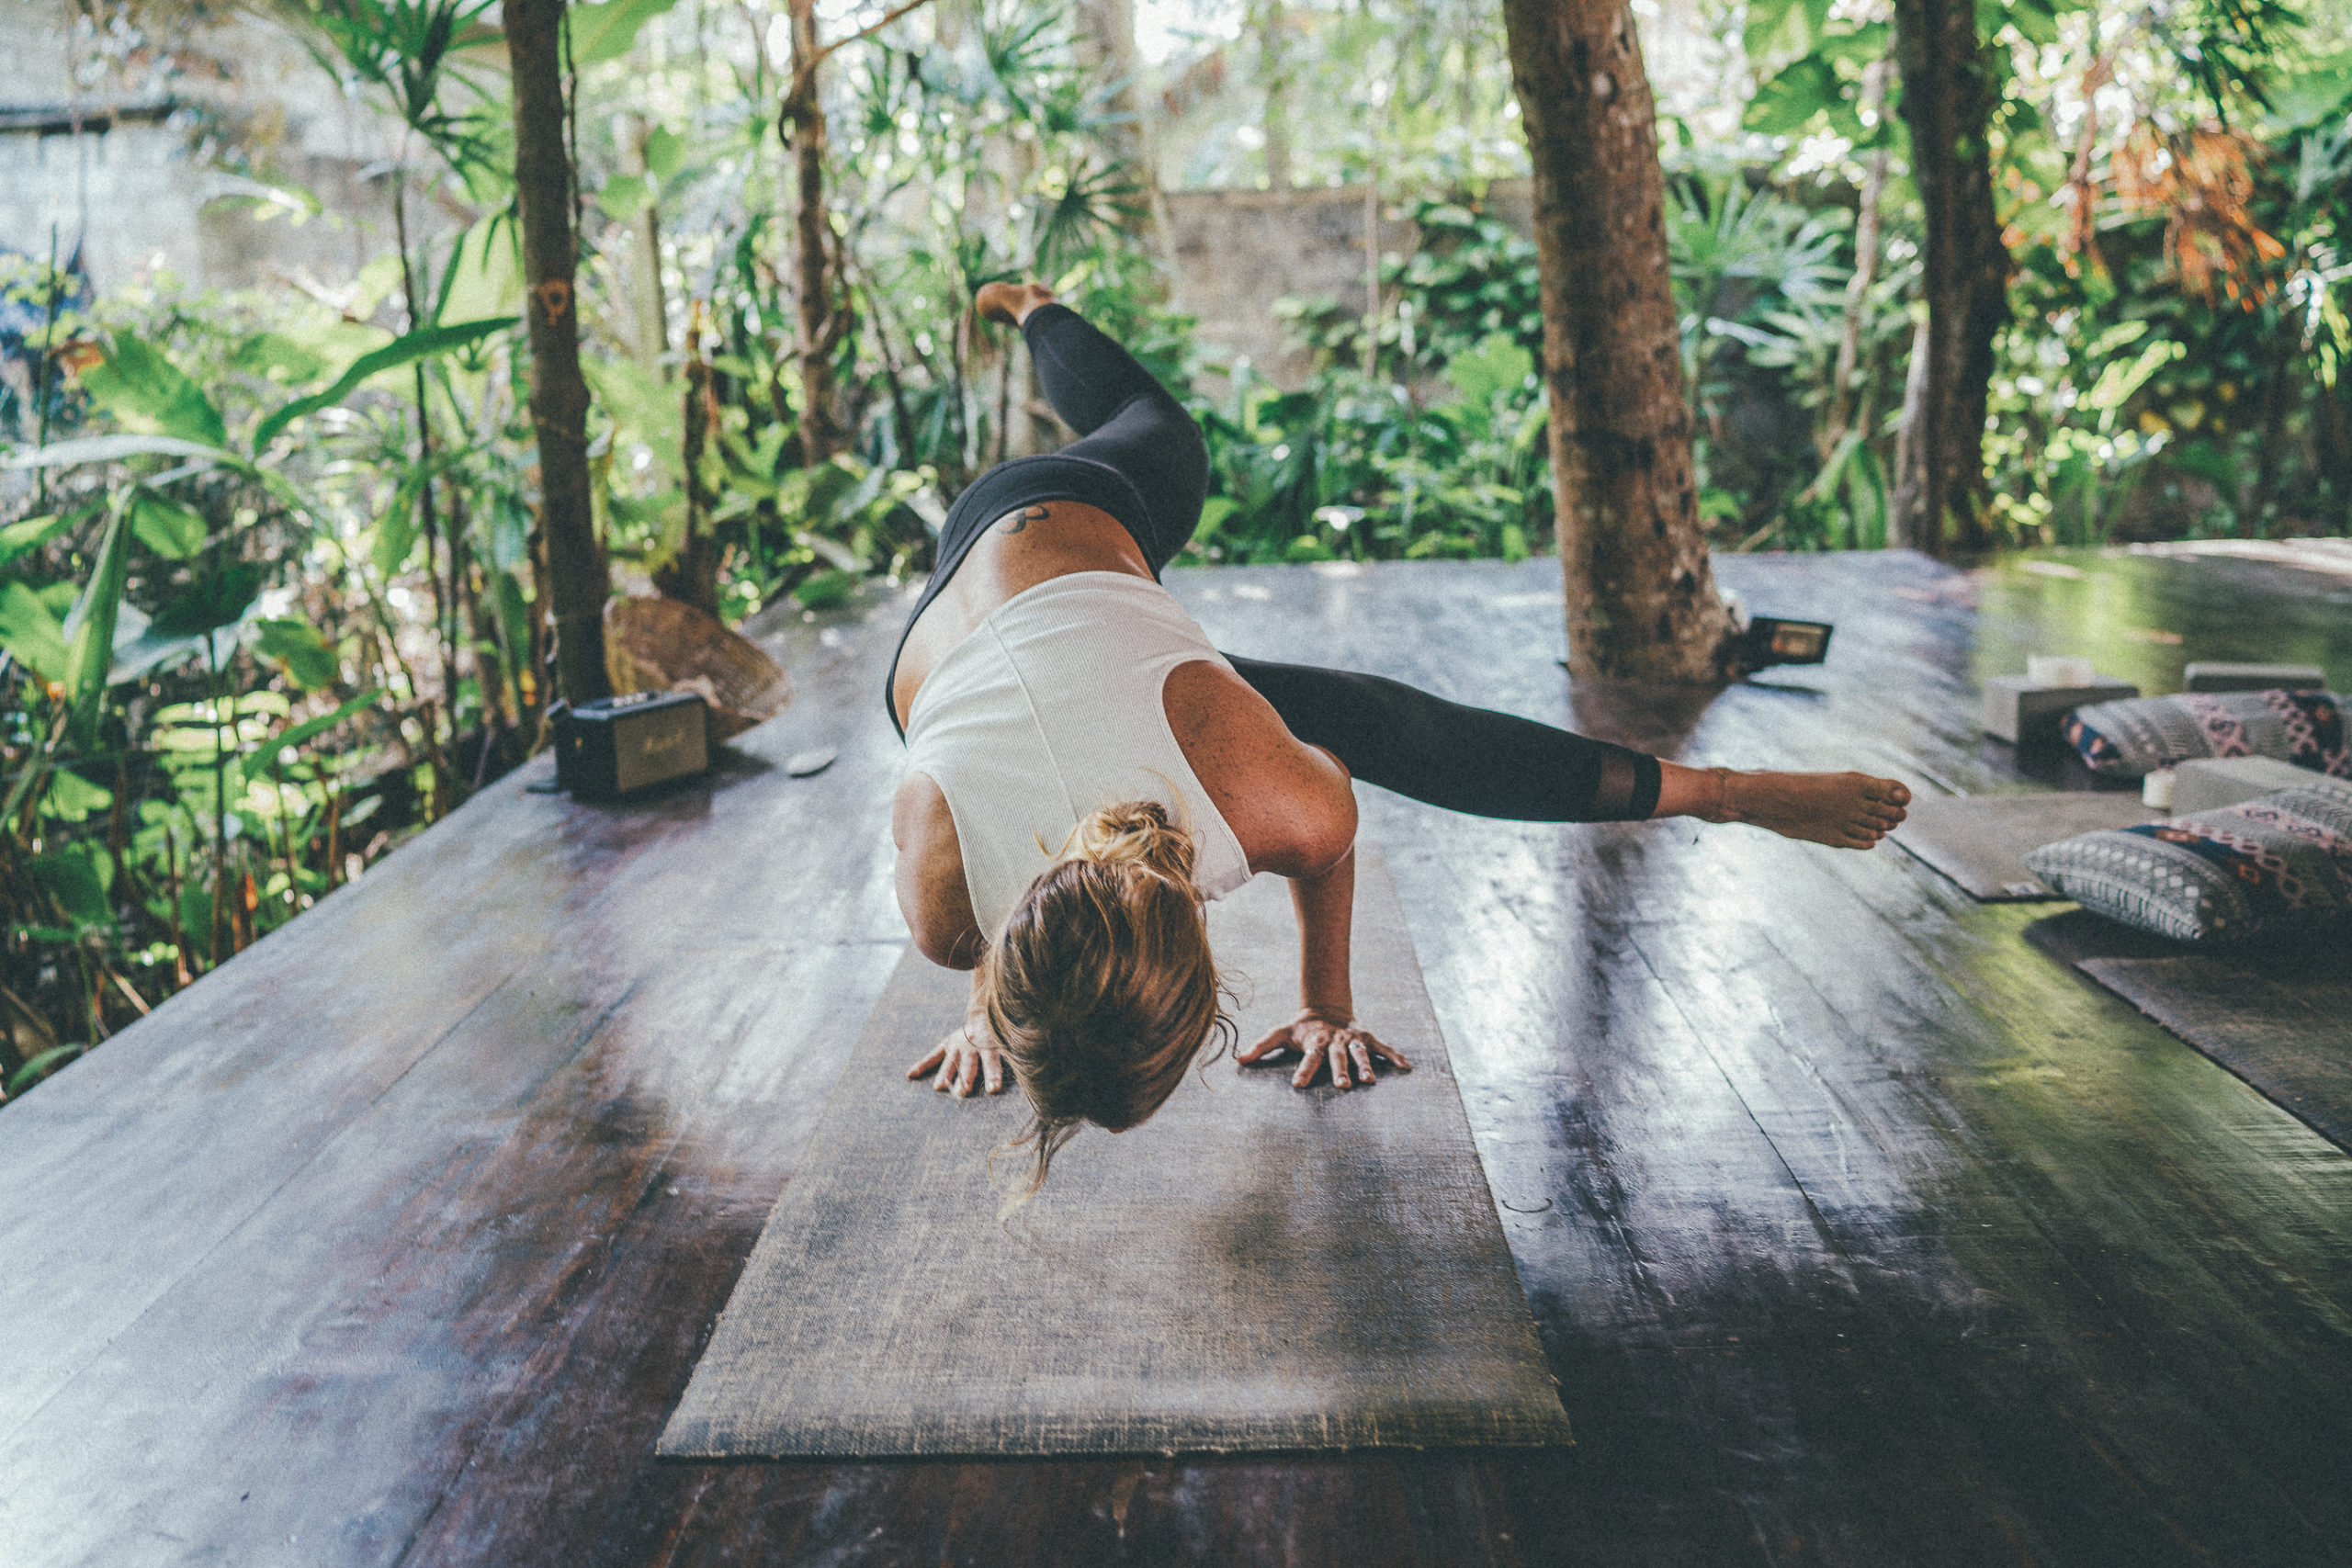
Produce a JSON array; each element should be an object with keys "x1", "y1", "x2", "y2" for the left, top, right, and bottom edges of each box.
[
  {"x1": 0, "y1": 512, "x2": 74, "y2": 570},
  {"x1": 153, "y1": 564, "x2": 267, "y2": 638},
  {"x1": 62, "y1": 495, "x2": 133, "y2": 744},
  {"x1": 597, "y1": 174, "x2": 653, "y2": 221},
  {"x1": 0, "y1": 581, "x2": 71, "y2": 683},
  {"x1": 371, "y1": 509, "x2": 421, "y2": 578},
  {"x1": 3, "y1": 433, "x2": 236, "y2": 471},
  {"x1": 251, "y1": 316, "x2": 516, "y2": 454},
  {"x1": 80, "y1": 336, "x2": 230, "y2": 449},
  {"x1": 435, "y1": 214, "x2": 524, "y2": 322},
  {"x1": 29, "y1": 844, "x2": 112, "y2": 927},
  {"x1": 569, "y1": 0, "x2": 684, "y2": 66},
  {"x1": 1745, "y1": 54, "x2": 1843, "y2": 134},
  {"x1": 642, "y1": 124, "x2": 685, "y2": 180},
  {"x1": 1745, "y1": 0, "x2": 1830, "y2": 63},
  {"x1": 255, "y1": 617, "x2": 341, "y2": 691},
  {"x1": 267, "y1": 688, "x2": 386, "y2": 768},
  {"x1": 129, "y1": 489, "x2": 210, "y2": 559},
  {"x1": 37, "y1": 768, "x2": 113, "y2": 824}
]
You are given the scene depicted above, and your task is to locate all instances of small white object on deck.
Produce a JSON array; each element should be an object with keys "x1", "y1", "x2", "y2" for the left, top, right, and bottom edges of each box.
[
  {"x1": 786, "y1": 749, "x2": 838, "y2": 778},
  {"x1": 2143, "y1": 768, "x2": 2176, "y2": 810},
  {"x1": 2027, "y1": 654, "x2": 2098, "y2": 686}
]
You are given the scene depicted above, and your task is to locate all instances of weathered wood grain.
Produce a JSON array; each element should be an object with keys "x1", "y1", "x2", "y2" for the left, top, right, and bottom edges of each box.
[{"x1": 1, "y1": 552, "x2": 2347, "y2": 1566}]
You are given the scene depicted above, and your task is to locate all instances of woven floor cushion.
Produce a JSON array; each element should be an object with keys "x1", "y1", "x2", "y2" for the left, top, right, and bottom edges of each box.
[
  {"x1": 2024, "y1": 779, "x2": 2352, "y2": 944},
  {"x1": 2062, "y1": 689, "x2": 2348, "y2": 780}
]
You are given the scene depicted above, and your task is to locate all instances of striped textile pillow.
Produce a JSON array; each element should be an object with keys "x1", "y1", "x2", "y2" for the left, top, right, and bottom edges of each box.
[
  {"x1": 2063, "y1": 689, "x2": 2347, "y2": 780},
  {"x1": 2024, "y1": 779, "x2": 2352, "y2": 944}
]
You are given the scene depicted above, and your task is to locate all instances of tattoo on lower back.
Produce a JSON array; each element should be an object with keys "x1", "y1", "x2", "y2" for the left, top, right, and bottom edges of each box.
[{"x1": 1001, "y1": 504, "x2": 1050, "y2": 535}]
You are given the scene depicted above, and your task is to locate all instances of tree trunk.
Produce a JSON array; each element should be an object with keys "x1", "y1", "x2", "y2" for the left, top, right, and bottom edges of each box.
[
  {"x1": 784, "y1": 0, "x2": 846, "y2": 464},
  {"x1": 619, "y1": 113, "x2": 670, "y2": 374},
  {"x1": 654, "y1": 344, "x2": 724, "y2": 615},
  {"x1": 1075, "y1": 0, "x2": 1142, "y2": 170},
  {"x1": 1825, "y1": 55, "x2": 1891, "y2": 453},
  {"x1": 503, "y1": 0, "x2": 610, "y2": 705},
  {"x1": 1254, "y1": 0, "x2": 1295, "y2": 190},
  {"x1": 1892, "y1": 0, "x2": 2007, "y2": 558},
  {"x1": 1500, "y1": 0, "x2": 1736, "y2": 681}
]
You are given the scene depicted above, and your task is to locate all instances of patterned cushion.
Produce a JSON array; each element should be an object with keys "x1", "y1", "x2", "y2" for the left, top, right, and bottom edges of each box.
[
  {"x1": 2023, "y1": 779, "x2": 2352, "y2": 944},
  {"x1": 2063, "y1": 689, "x2": 2348, "y2": 780}
]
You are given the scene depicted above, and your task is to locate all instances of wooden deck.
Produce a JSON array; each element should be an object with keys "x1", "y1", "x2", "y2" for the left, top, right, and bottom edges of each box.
[{"x1": 3, "y1": 548, "x2": 2348, "y2": 1567}]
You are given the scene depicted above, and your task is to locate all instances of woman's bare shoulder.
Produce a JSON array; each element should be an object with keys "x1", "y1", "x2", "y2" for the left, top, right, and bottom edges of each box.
[
  {"x1": 892, "y1": 773, "x2": 984, "y2": 969},
  {"x1": 1163, "y1": 660, "x2": 1356, "y2": 878}
]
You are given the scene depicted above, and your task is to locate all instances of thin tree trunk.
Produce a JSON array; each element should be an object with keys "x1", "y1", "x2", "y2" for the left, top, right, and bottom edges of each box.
[
  {"x1": 1892, "y1": 0, "x2": 2007, "y2": 558},
  {"x1": 1256, "y1": 0, "x2": 1295, "y2": 189},
  {"x1": 784, "y1": 0, "x2": 846, "y2": 463},
  {"x1": 656, "y1": 339, "x2": 725, "y2": 614},
  {"x1": 503, "y1": 0, "x2": 610, "y2": 705},
  {"x1": 2244, "y1": 319, "x2": 2298, "y2": 536},
  {"x1": 1826, "y1": 55, "x2": 1891, "y2": 452},
  {"x1": 1500, "y1": 0, "x2": 1736, "y2": 681},
  {"x1": 619, "y1": 113, "x2": 670, "y2": 374}
]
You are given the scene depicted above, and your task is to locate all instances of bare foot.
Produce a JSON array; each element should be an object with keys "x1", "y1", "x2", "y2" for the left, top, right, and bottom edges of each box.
[
  {"x1": 975, "y1": 280, "x2": 1057, "y2": 328},
  {"x1": 1721, "y1": 771, "x2": 1910, "y2": 849}
]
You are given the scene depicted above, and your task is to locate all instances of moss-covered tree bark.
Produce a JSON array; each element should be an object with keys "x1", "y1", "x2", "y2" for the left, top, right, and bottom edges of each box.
[
  {"x1": 503, "y1": 0, "x2": 609, "y2": 703},
  {"x1": 1500, "y1": 0, "x2": 1737, "y2": 681},
  {"x1": 1892, "y1": 0, "x2": 2007, "y2": 557}
]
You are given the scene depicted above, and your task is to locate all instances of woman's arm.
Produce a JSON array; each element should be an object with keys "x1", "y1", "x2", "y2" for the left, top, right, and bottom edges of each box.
[
  {"x1": 892, "y1": 775, "x2": 1012, "y2": 1094},
  {"x1": 1238, "y1": 845, "x2": 1412, "y2": 1089},
  {"x1": 1165, "y1": 660, "x2": 1408, "y2": 1089},
  {"x1": 892, "y1": 773, "x2": 985, "y2": 970}
]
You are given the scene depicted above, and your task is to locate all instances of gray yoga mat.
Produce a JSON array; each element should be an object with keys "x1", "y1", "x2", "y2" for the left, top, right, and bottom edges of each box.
[
  {"x1": 659, "y1": 848, "x2": 1571, "y2": 1459},
  {"x1": 2078, "y1": 955, "x2": 2352, "y2": 1155},
  {"x1": 1893, "y1": 792, "x2": 2160, "y2": 900}
]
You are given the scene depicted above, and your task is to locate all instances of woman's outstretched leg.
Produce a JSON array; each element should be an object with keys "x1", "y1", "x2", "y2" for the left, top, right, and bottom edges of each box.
[
  {"x1": 977, "y1": 283, "x2": 1206, "y2": 571},
  {"x1": 1227, "y1": 653, "x2": 1908, "y2": 846}
]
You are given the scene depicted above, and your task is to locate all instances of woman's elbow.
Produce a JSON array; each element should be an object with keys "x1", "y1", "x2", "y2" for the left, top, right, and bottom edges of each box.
[
  {"x1": 910, "y1": 910, "x2": 984, "y2": 970},
  {"x1": 1283, "y1": 796, "x2": 1358, "y2": 879}
]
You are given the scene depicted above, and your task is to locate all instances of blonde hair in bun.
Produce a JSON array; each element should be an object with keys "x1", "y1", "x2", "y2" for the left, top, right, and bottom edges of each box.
[{"x1": 985, "y1": 797, "x2": 1231, "y2": 1207}]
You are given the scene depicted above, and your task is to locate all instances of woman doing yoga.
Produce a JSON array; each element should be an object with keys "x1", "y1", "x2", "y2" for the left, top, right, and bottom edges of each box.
[{"x1": 894, "y1": 284, "x2": 1909, "y2": 1191}]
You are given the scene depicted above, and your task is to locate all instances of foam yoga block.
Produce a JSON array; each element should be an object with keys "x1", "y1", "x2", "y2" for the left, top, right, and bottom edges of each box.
[
  {"x1": 2171, "y1": 756, "x2": 2318, "y2": 817},
  {"x1": 2183, "y1": 661, "x2": 2329, "y2": 694},
  {"x1": 2063, "y1": 688, "x2": 2350, "y2": 780},
  {"x1": 2025, "y1": 777, "x2": 2352, "y2": 944},
  {"x1": 1980, "y1": 674, "x2": 2138, "y2": 746}
]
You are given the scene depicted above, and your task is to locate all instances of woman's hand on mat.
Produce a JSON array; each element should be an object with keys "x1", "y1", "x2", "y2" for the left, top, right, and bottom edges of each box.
[
  {"x1": 1237, "y1": 1009, "x2": 1410, "y2": 1090},
  {"x1": 908, "y1": 1018, "x2": 1007, "y2": 1097}
]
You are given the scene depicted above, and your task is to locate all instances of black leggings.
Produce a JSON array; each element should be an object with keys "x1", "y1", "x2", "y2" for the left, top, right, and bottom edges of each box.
[{"x1": 888, "y1": 304, "x2": 1664, "y2": 823}]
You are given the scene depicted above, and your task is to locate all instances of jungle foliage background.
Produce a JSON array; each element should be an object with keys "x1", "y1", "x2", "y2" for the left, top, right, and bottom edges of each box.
[{"x1": 6, "y1": 0, "x2": 2352, "y2": 1096}]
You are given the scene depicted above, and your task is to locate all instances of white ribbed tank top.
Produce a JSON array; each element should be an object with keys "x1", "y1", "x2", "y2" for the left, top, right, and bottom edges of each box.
[{"x1": 902, "y1": 571, "x2": 1253, "y2": 938}]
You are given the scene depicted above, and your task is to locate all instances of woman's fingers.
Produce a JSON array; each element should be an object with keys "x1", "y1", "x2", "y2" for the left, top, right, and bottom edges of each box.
[
  {"x1": 1238, "y1": 1025, "x2": 1296, "y2": 1065},
  {"x1": 1329, "y1": 1036, "x2": 1353, "y2": 1089},
  {"x1": 1348, "y1": 1035, "x2": 1375, "y2": 1083},
  {"x1": 1290, "y1": 1038, "x2": 1324, "y2": 1089},
  {"x1": 1363, "y1": 1031, "x2": 1412, "y2": 1072},
  {"x1": 908, "y1": 1041, "x2": 948, "y2": 1081},
  {"x1": 981, "y1": 1044, "x2": 1004, "y2": 1095}
]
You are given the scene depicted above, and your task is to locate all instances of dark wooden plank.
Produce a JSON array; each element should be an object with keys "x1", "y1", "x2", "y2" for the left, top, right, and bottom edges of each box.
[{"x1": 4, "y1": 552, "x2": 2348, "y2": 1566}]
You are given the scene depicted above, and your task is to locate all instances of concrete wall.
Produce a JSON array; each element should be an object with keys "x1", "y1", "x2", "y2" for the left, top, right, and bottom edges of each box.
[
  {"x1": 1161, "y1": 179, "x2": 1534, "y2": 388},
  {"x1": 1, "y1": 0, "x2": 411, "y2": 293}
]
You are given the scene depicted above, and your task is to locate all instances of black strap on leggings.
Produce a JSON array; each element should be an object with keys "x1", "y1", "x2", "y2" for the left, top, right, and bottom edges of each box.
[{"x1": 1226, "y1": 655, "x2": 1664, "y2": 823}]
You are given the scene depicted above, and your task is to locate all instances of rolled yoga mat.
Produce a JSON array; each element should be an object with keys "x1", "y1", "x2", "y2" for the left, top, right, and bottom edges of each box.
[
  {"x1": 1892, "y1": 791, "x2": 2161, "y2": 901},
  {"x1": 658, "y1": 847, "x2": 1572, "y2": 1459}
]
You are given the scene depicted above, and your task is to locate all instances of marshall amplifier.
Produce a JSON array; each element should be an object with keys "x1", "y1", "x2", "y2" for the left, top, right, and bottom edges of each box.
[{"x1": 550, "y1": 691, "x2": 711, "y2": 801}]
